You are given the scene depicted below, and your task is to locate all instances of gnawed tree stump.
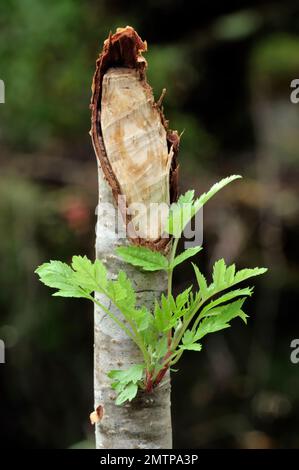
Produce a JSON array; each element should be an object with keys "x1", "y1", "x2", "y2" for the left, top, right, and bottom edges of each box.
[{"x1": 90, "y1": 26, "x2": 179, "y2": 449}]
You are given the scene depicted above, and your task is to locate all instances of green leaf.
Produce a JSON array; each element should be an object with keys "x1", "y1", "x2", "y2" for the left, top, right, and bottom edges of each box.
[
  {"x1": 209, "y1": 259, "x2": 267, "y2": 297},
  {"x1": 180, "y1": 343, "x2": 202, "y2": 351},
  {"x1": 108, "y1": 364, "x2": 144, "y2": 384},
  {"x1": 111, "y1": 381, "x2": 124, "y2": 394},
  {"x1": 212, "y1": 258, "x2": 227, "y2": 289},
  {"x1": 140, "y1": 323, "x2": 159, "y2": 349},
  {"x1": 35, "y1": 260, "x2": 73, "y2": 289},
  {"x1": 234, "y1": 267, "x2": 268, "y2": 284},
  {"x1": 72, "y1": 255, "x2": 107, "y2": 291},
  {"x1": 171, "y1": 246, "x2": 203, "y2": 269},
  {"x1": 153, "y1": 301, "x2": 164, "y2": 332},
  {"x1": 193, "y1": 175, "x2": 242, "y2": 212},
  {"x1": 182, "y1": 329, "x2": 195, "y2": 345},
  {"x1": 116, "y1": 246, "x2": 169, "y2": 272},
  {"x1": 165, "y1": 176, "x2": 242, "y2": 238},
  {"x1": 195, "y1": 298, "x2": 247, "y2": 340},
  {"x1": 154, "y1": 295, "x2": 172, "y2": 332},
  {"x1": 180, "y1": 329, "x2": 202, "y2": 351},
  {"x1": 196, "y1": 317, "x2": 231, "y2": 339},
  {"x1": 52, "y1": 289, "x2": 85, "y2": 298},
  {"x1": 178, "y1": 190, "x2": 195, "y2": 205},
  {"x1": 105, "y1": 270, "x2": 155, "y2": 337},
  {"x1": 175, "y1": 286, "x2": 193, "y2": 311},
  {"x1": 116, "y1": 271, "x2": 136, "y2": 309},
  {"x1": 200, "y1": 287, "x2": 253, "y2": 318},
  {"x1": 154, "y1": 289, "x2": 194, "y2": 334},
  {"x1": 192, "y1": 263, "x2": 208, "y2": 300},
  {"x1": 168, "y1": 289, "x2": 194, "y2": 328},
  {"x1": 108, "y1": 364, "x2": 144, "y2": 405},
  {"x1": 164, "y1": 189, "x2": 196, "y2": 237},
  {"x1": 35, "y1": 256, "x2": 109, "y2": 299},
  {"x1": 131, "y1": 307, "x2": 153, "y2": 332},
  {"x1": 165, "y1": 200, "x2": 193, "y2": 238},
  {"x1": 107, "y1": 270, "x2": 136, "y2": 309},
  {"x1": 225, "y1": 264, "x2": 236, "y2": 284},
  {"x1": 153, "y1": 337, "x2": 168, "y2": 361},
  {"x1": 115, "y1": 383, "x2": 138, "y2": 405},
  {"x1": 173, "y1": 319, "x2": 184, "y2": 341},
  {"x1": 216, "y1": 298, "x2": 247, "y2": 324},
  {"x1": 238, "y1": 310, "x2": 249, "y2": 324},
  {"x1": 35, "y1": 260, "x2": 89, "y2": 298}
]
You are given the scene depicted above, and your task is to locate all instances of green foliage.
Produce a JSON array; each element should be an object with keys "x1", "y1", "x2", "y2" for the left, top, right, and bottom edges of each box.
[
  {"x1": 195, "y1": 299, "x2": 248, "y2": 340},
  {"x1": 35, "y1": 176, "x2": 268, "y2": 405},
  {"x1": 171, "y1": 246, "x2": 203, "y2": 269},
  {"x1": 180, "y1": 330, "x2": 202, "y2": 351},
  {"x1": 116, "y1": 246, "x2": 168, "y2": 271},
  {"x1": 0, "y1": 0, "x2": 112, "y2": 149},
  {"x1": 165, "y1": 175, "x2": 242, "y2": 238},
  {"x1": 72, "y1": 256, "x2": 107, "y2": 292},
  {"x1": 35, "y1": 256, "x2": 107, "y2": 298},
  {"x1": 213, "y1": 11, "x2": 261, "y2": 41},
  {"x1": 251, "y1": 34, "x2": 299, "y2": 79},
  {"x1": 116, "y1": 245, "x2": 202, "y2": 271},
  {"x1": 108, "y1": 365, "x2": 144, "y2": 405}
]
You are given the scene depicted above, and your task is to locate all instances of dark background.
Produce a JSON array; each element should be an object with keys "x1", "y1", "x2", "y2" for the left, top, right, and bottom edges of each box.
[{"x1": 1, "y1": 0, "x2": 299, "y2": 449}]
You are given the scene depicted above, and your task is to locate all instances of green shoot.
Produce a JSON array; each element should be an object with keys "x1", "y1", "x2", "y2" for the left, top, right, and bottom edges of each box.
[{"x1": 35, "y1": 175, "x2": 267, "y2": 405}]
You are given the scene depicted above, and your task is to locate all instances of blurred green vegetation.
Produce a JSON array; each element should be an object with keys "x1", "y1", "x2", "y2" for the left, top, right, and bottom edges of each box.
[
  {"x1": 1, "y1": 0, "x2": 299, "y2": 449},
  {"x1": 0, "y1": 0, "x2": 108, "y2": 149},
  {"x1": 251, "y1": 35, "x2": 299, "y2": 78}
]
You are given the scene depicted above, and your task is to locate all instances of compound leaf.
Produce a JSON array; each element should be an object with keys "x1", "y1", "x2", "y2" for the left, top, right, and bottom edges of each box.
[{"x1": 116, "y1": 246, "x2": 169, "y2": 272}]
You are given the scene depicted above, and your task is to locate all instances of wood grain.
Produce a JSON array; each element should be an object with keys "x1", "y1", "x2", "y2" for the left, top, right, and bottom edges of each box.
[{"x1": 101, "y1": 67, "x2": 172, "y2": 239}]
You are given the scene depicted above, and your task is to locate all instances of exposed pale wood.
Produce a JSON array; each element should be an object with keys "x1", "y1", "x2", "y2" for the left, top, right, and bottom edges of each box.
[
  {"x1": 90, "y1": 25, "x2": 179, "y2": 250},
  {"x1": 101, "y1": 67, "x2": 171, "y2": 240}
]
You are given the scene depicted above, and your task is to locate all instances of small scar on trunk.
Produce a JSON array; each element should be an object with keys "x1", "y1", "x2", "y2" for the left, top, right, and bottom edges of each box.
[{"x1": 90, "y1": 405, "x2": 104, "y2": 424}]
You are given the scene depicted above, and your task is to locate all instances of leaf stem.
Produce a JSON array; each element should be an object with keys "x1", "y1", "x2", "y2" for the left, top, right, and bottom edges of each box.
[
  {"x1": 110, "y1": 298, "x2": 151, "y2": 367},
  {"x1": 166, "y1": 237, "x2": 179, "y2": 346},
  {"x1": 171, "y1": 286, "x2": 234, "y2": 351},
  {"x1": 170, "y1": 298, "x2": 205, "y2": 351},
  {"x1": 93, "y1": 285, "x2": 151, "y2": 368},
  {"x1": 170, "y1": 349, "x2": 183, "y2": 366},
  {"x1": 168, "y1": 237, "x2": 179, "y2": 296},
  {"x1": 152, "y1": 350, "x2": 179, "y2": 383},
  {"x1": 93, "y1": 296, "x2": 150, "y2": 368}
]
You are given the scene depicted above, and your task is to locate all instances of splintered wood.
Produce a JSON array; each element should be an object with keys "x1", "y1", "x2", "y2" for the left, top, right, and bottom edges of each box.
[
  {"x1": 90, "y1": 25, "x2": 179, "y2": 250},
  {"x1": 101, "y1": 67, "x2": 171, "y2": 240}
]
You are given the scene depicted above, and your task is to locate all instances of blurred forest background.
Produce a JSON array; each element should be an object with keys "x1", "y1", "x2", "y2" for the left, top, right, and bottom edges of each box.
[{"x1": 1, "y1": 0, "x2": 299, "y2": 449}]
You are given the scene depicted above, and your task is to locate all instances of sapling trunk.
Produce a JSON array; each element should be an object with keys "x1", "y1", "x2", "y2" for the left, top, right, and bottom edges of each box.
[
  {"x1": 90, "y1": 27, "x2": 179, "y2": 449},
  {"x1": 35, "y1": 27, "x2": 268, "y2": 451},
  {"x1": 94, "y1": 170, "x2": 172, "y2": 448}
]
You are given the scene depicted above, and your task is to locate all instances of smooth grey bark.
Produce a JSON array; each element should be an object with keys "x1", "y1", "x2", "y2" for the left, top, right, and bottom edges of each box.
[{"x1": 94, "y1": 167, "x2": 172, "y2": 449}]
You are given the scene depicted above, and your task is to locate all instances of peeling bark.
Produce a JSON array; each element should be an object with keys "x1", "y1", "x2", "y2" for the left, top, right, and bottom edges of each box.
[
  {"x1": 90, "y1": 26, "x2": 179, "y2": 250},
  {"x1": 91, "y1": 26, "x2": 178, "y2": 449},
  {"x1": 101, "y1": 67, "x2": 172, "y2": 240}
]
